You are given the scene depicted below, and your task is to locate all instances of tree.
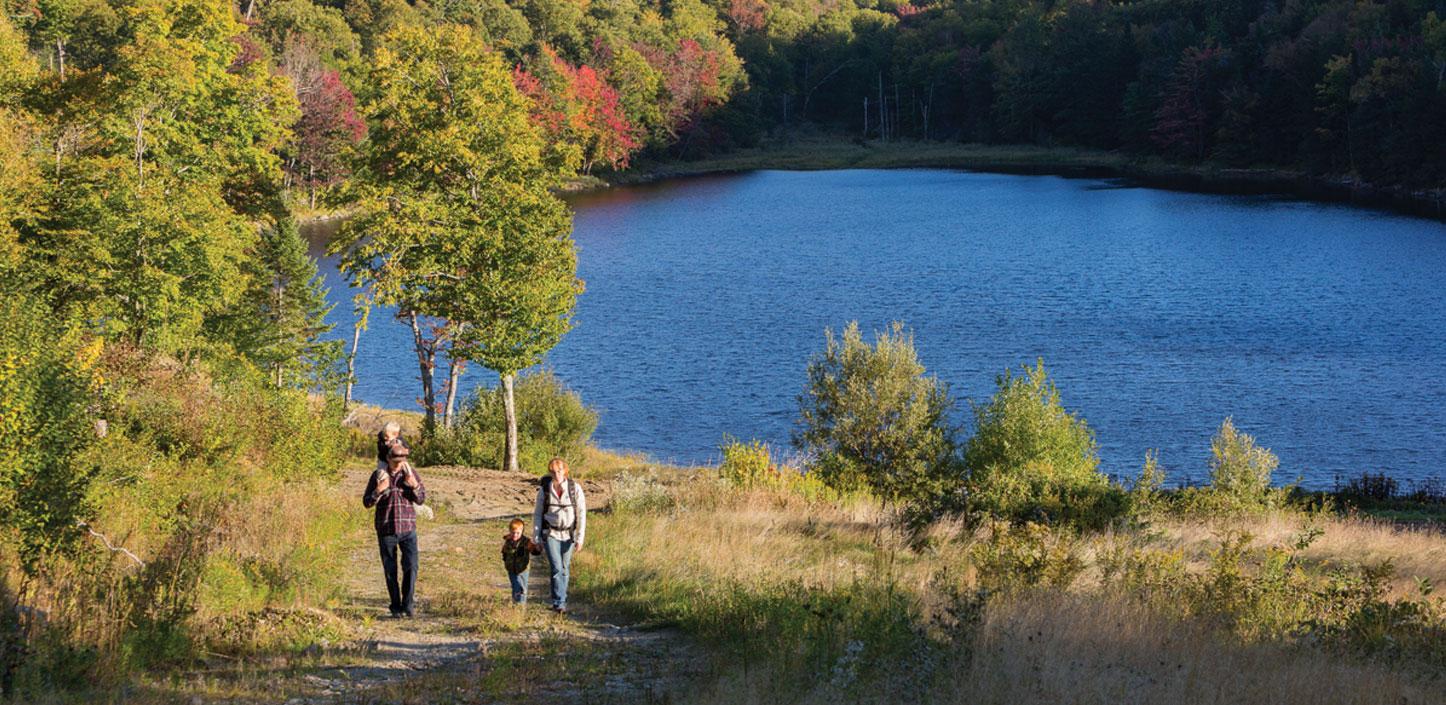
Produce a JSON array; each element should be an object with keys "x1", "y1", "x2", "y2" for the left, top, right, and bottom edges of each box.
[
  {"x1": 1427, "y1": 12, "x2": 1446, "y2": 90},
  {"x1": 447, "y1": 183, "x2": 580, "y2": 470},
  {"x1": 1152, "y1": 45, "x2": 1228, "y2": 160},
  {"x1": 338, "y1": 25, "x2": 582, "y2": 462},
  {"x1": 24, "y1": 0, "x2": 298, "y2": 351},
  {"x1": 209, "y1": 219, "x2": 341, "y2": 389},
  {"x1": 0, "y1": 13, "x2": 41, "y2": 265},
  {"x1": 254, "y1": 0, "x2": 361, "y2": 68},
  {"x1": 278, "y1": 37, "x2": 366, "y2": 208},
  {"x1": 794, "y1": 322, "x2": 959, "y2": 513},
  {"x1": 963, "y1": 360, "x2": 1121, "y2": 527},
  {"x1": 515, "y1": 45, "x2": 640, "y2": 174}
]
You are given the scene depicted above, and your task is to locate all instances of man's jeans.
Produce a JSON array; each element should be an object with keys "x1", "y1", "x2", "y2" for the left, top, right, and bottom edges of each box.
[
  {"x1": 544, "y1": 534, "x2": 575, "y2": 609},
  {"x1": 508, "y1": 571, "x2": 528, "y2": 604},
  {"x1": 378, "y1": 530, "x2": 418, "y2": 615}
]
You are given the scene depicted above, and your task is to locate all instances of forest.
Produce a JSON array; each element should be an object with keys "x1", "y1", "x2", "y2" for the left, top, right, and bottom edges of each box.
[{"x1": 6, "y1": 0, "x2": 1444, "y2": 217}]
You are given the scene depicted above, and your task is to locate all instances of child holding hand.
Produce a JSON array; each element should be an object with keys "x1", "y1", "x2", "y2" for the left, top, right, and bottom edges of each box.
[{"x1": 501, "y1": 518, "x2": 537, "y2": 604}]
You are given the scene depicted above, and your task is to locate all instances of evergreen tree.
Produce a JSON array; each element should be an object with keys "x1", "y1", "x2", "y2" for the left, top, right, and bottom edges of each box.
[{"x1": 212, "y1": 220, "x2": 340, "y2": 389}]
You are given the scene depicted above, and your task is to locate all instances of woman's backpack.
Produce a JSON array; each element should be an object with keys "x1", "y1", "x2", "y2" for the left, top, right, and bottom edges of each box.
[{"x1": 540, "y1": 475, "x2": 579, "y2": 533}]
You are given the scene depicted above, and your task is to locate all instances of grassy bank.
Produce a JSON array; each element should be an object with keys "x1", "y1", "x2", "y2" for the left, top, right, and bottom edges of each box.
[
  {"x1": 575, "y1": 470, "x2": 1446, "y2": 704},
  {"x1": 596, "y1": 138, "x2": 1446, "y2": 220}
]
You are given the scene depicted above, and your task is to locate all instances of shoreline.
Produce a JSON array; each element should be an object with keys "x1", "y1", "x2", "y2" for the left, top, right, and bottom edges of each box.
[{"x1": 578, "y1": 139, "x2": 1446, "y2": 221}]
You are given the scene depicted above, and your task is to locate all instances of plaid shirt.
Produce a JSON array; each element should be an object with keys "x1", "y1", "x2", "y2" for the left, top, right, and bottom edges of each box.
[{"x1": 362, "y1": 463, "x2": 427, "y2": 536}]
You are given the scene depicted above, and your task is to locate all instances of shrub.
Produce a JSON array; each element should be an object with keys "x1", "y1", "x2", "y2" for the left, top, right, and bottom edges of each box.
[
  {"x1": 1207, "y1": 417, "x2": 1282, "y2": 510},
  {"x1": 718, "y1": 437, "x2": 848, "y2": 504},
  {"x1": 794, "y1": 322, "x2": 960, "y2": 512},
  {"x1": 2, "y1": 344, "x2": 351, "y2": 695},
  {"x1": 963, "y1": 360, "x2": 1124, "y2": 527},
  {"x1": 719, "y1": 437, "x2": 776, "y2": 487},
  {"x1": 1097, "y1": 529, "x2": 1446, "y2": 668},
  {"x1": 415, "y1": 370, "x2": 597, "y2": 471},
  {"x1": 969, "y1": 521, "x2": 1087, "y2": 593},
  {"x1": 1338, "y1": 472, "x2": 1399, "y2": 503},
  {"x1": 1130, "y1": 449, "x2": 1166, "y2": 514},
  {"x1": 611, "y1": 472, "x2": 677, "y2": 514}
]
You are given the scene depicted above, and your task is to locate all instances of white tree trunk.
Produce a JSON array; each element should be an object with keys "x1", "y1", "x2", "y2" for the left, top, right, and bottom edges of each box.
[
  {"x1": 501, "y1": 373, "x2": 519, "y2": 473},
  {"x1": 343, "y1": 319, "x2": 362, "y2": 412},
  {"x1": 443, "y1": 355, "x2": 465, "y2": 428}
]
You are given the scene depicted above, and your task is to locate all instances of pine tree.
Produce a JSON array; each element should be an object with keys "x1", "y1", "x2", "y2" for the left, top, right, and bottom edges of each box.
[{"x1": 214, "y1": 220, "x2": 341, "y2": 390}]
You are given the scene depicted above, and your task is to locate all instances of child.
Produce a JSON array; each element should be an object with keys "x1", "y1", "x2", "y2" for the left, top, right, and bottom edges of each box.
[
  {"x1": 375, "y1": 421, "x2": 409, "y2": 476},
  {"x1": 500, "y1": 518, "x2": 535, "y2": 604}
]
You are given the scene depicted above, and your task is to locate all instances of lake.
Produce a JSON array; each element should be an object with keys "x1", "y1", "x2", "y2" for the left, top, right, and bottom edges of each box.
[{"x1": 305, "y1": 169, "x2": 1446, "y2": 489}]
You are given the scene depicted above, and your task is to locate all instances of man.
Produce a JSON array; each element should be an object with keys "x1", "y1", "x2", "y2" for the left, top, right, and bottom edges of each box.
[
  {"x1": 532, "y1": 457, "x2": 586, "y2": 614},
  {"x1": 362, "y1": 443, "x2": 427, "y2": 618}
]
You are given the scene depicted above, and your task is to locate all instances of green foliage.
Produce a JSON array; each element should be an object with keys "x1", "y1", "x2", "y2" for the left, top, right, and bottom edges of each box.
[
  {"x1": 337, "y1": 22, "x2": 581, "y2": 446},
  {"x1": 1101, "y1": 530, "x2": 1446, "y2": 668},
  {"x1": 1207, "y1": 417, "x2": 1284, "y2": 510},
  {"x1": 208, "y1": 219, "x2": 342, "y2": 391},
  {"x1": 0, "y1": 288, "x2": 98, "y2": 574},
  {"x1": 415, "y1": 371, "x2": 597, "y2": 471},
  {"x1": 969, "y1": 521, "x2": 1087, "y2": 593},
  {"x1": 719, "y1": 437, "x2": 844, "y2": 503},
  {"x1": 964, "y1": 360, "x2": 1123, "y2": 527},
  {"x1": 12, "y1": 0, "x2": 302, "y2": 358},
  {"x1": 795, "y1": 322, "x2": 960, "y2": 511},
  {"x1": 718, "y1": 436, "x2": 774, "y2": 487},
  {"x1": 1130, "y1": 449, "x2": 1166, "y2": 514}
]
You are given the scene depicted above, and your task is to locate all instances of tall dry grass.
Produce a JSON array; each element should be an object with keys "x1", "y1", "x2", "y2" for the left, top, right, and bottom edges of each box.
[
  {"x1": 954, "y1": 594, "x2": 1441, "y2": 705},
  {"x1": 1151, "y1": 512, "x2": 1445, "y2": 590},
  {"x1": 579, "y1": 477, "x2": 1446, "y2": 705}
]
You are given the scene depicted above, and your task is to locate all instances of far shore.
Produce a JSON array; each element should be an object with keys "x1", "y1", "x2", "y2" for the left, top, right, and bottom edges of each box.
[{"x1": 571, "y1": 138, "x2": 1446, "y2": 221}]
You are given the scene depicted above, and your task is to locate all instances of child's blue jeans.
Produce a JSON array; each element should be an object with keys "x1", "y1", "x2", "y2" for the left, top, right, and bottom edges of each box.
[{"x1": 508, "y1": 570, "x2": 527, "y2": 603}]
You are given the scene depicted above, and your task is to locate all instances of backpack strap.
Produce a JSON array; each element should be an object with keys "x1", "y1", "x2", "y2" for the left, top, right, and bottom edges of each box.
[{"x1": 541, "y1": 475, "x2": 578, "y2": 533}]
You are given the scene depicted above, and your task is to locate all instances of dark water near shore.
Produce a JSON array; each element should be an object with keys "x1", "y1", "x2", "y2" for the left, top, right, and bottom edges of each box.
[{"x1": 305, "y1": 169, "x2": 1446, "y2": 489}]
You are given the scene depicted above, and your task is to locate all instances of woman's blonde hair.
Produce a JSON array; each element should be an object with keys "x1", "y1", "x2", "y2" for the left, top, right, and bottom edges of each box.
[{"x1": 548, "y1": 457, "x2": 568, "y2": 474}]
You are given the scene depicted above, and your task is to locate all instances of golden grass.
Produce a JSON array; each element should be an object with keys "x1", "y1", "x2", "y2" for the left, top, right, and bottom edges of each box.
[
  {"x1": 953, "y1": 594, "x2": 1442, "y2": 705},
  {"x1": 581, "y1": 479, "x2": 1446, "y2": 705},
  {"x1": 1150, "y1": 511, "x2": 1446, "y2": 591}
]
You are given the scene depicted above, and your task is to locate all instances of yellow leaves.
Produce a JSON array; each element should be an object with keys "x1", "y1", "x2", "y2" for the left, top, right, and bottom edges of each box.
[{"x1": 74, "y1": 336, "x2": 105, "y2": 386}]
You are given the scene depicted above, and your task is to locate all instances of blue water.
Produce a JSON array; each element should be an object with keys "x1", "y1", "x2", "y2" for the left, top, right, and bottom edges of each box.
[{"x1": 307, "y1": 170, "x2": 1446, "y2": 489}]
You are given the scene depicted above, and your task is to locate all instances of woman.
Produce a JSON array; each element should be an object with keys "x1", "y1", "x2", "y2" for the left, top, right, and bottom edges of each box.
[{"x1": 532, "y1": 457, "x2": 586, "y2": 614}]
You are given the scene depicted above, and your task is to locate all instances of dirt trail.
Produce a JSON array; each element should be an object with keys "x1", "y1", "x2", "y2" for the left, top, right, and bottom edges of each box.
[{"x1": 269, "y1": 466, "x2": 699, "y2": 704}]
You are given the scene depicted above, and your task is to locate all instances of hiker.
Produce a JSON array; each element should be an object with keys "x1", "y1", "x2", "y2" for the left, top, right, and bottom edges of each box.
[
  {"x1": 363, "y1": 443, "x2": 427, "y2": 618},
  {"x1": 500, "y1": 518, "x2": 537, "y2": 604},
  {"x1": 532, "y1": 457, "x2": 586, "y2": 614}
]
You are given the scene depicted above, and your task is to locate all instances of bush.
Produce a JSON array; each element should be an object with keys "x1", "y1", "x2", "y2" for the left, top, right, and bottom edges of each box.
[
  {"x1": 611, "y1": 472, "x2": 677, "y2": 514},
  {"x1": 963, "y1": 360, "x2": 1124, "y2": 527},
  {"x1": 1100, "y1": 530, "x2": 1446, "y2": 668},
  {"x1": 969, "y1": 522, "x2": 1087, "y2": 593},
  {"x1": 1207, "y1": 417, "x2": 1283, "y2": 510},
  {"x1": 719, "y1": 437, "x2": 776, "y2": 487},
  {"x1": 1130, "y1": 449, "x2": 1167, "y2": 515},
  {"x1": 794, "y1": 322, "x2": 961, "y2": 512},
  {"x1": 718, "y1": 437, "x2": 848, "y2": 504},
  {"x1": 415, "y1": 370, "x2": 597, "y2": 472},
  {"x1": 1338, "y1": 472, "x2": 1399, "y2": 503},
  {"x1": 2, "y1": 344, "x2": 351, "y2": 695}
]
